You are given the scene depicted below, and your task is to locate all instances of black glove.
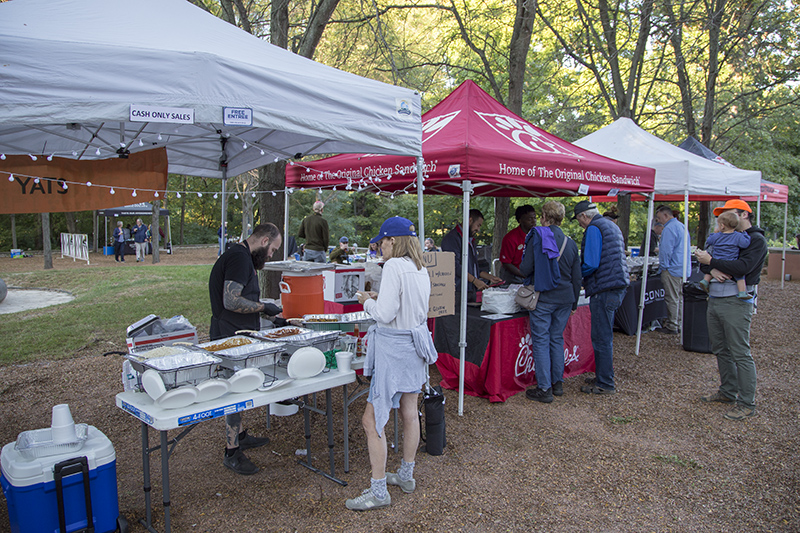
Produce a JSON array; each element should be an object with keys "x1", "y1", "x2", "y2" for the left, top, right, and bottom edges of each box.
[
  {"x1": 261, "y1": 302, "x2": 283, "y2": 316},
  {"x1": 272, "y1": 317, "x2": 288, "y2": 327}
]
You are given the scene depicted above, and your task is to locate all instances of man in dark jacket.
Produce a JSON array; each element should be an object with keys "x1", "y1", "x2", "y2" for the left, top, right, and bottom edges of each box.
[
  {"x1": 573, "y1": 200, "x2": 630, "y2": 395},
  {"x1": 298, "y1": 200, "x2": 329, "y2": 263},
  {"x1": 695, "y1": 200, "x2": 767, "y2": 421},
  {"x1": 440, "y1": 209, "x2": 502, "y2": 302}
]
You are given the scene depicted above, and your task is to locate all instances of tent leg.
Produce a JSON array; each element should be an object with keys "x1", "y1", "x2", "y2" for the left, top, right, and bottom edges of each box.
[
  {"x1": 220, "y1": 173, "x2": 228, "y2": 256},
  {"x1": 416, "y1": 156, "x2": 425, "y2": 246},
  {"x1": 782, "y1": 201, "x2": 788, "y2": 289},
  {"x1": 284, "y1": 188, "x2": 290, "y2": 260},
  {"x1": 458, "y1": 180, "x2": 472, "y2": 416},
  {"x1": 635, "y1": 196, "x2": 655, "y2": 355}
]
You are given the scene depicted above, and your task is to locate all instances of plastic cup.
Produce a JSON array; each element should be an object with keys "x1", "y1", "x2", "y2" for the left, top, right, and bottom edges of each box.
[
  {"x1": 51, "y1": 404, "x2": 76, "y2": 443},
  {"x1": 335, "y1": 351, "x2": 353, "y2": 372}
]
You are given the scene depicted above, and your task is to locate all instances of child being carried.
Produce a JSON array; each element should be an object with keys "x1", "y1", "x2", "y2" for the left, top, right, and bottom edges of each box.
[{"x1": 699, "y1": 210, "x2": 751, "y2": 299}]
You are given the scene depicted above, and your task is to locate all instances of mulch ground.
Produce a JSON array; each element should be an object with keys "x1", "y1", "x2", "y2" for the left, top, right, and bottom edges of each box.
[{"x1": 0, "y1": 250, "x2": 798, "y2": 532}]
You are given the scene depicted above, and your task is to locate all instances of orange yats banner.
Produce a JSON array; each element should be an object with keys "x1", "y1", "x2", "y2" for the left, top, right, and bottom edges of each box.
[{"x1": 0, "y1": 148, "x2": 168, "y2": 214}]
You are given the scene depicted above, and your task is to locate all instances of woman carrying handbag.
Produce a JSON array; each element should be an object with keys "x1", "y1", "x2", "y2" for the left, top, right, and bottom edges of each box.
[{"x1": 518, "y1": 201, "x2": 582, "y2": 403}]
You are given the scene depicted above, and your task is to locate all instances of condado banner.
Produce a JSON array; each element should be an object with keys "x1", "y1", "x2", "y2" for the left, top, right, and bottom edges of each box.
[{"x1": 0, "y1": 149, "x2": 168, "y2": 214}]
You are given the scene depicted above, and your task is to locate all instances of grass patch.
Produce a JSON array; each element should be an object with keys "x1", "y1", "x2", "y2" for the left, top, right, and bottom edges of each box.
[
  {"x1": 0, "y1": 265, "x2": 213, "y2": 365},
  {"x1": 652, "y1": 454, "x2": 702, "y2": 469},
  {"x1": 609, "y1": 415, "x2": 637, "y2": 425}
]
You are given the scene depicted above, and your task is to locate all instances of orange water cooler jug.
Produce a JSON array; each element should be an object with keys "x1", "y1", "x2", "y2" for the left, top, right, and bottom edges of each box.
[{"x1": 279, "y1": 272, "x2": 324, "y2": 318}]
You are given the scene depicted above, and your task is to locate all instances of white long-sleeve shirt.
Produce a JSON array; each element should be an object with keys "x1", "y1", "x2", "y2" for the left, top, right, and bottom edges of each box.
[{"x1": 363, "y1": 257, "x2": 430, "y2": 329}]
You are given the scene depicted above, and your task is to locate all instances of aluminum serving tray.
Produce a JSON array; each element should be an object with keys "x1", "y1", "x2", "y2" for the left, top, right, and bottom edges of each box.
[
  {"x1": 282, "y1": 330, "x2": 341, "y2": 354},
  {"x1": 126, "y1": 346, "x2": 222, "y2": 388},
  {"x1": 197, "y1": 336, "x2": 285, "y2": 370},
  {"x1": 302, "y1": 312, "x2": 375, "y2": 333},
  {"x1": 252, "y1": 326, "x2": 312, "y2": 341}
]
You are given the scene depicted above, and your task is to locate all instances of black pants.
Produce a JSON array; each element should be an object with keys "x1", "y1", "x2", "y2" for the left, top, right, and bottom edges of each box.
[{"x1": 114, "y1": 241, "x2": 125, "y2": 261}]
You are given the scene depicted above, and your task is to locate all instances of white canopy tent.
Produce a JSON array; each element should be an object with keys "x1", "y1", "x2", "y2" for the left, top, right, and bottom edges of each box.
[
  {"x1": 0, "y1": 0, "x2": 422, "y2": 252},
  {"x1": 574, "y1": 118, "x2": 761, "y2": 354}
]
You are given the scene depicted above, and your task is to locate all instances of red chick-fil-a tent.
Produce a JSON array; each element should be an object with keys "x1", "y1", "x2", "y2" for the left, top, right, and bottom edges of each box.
[{"x1": 286, "y1": 80, "x2": 656, "y2": 414}]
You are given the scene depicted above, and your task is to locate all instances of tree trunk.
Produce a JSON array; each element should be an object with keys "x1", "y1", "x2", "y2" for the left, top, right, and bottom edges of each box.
[
  {"x1": 491, "y1": 198, "x2": 509, "y2": 263},
  {"x1": 151, "y1": 201, "x2": 160, "y2": 264},
  {"x1": 65, "y1": 212, "x2": 77, "y2": 234},
  {"x1": 617, "y1": 194, "x2": 631, "y2": 247},
  {"x1": 42, "y1": 213, "x2": 53, "y2": 269},
  {"x1": 257, "y1": 162, "x2": 287, "y2": 300}
]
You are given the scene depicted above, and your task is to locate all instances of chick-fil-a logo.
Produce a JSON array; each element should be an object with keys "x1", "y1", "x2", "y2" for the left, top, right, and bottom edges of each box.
[
  {"x1": 564, "y1": 345, "x2": 580, "y2": 367},
  {"x1": 515, "y1": 333, "x2": 535, "y2": 377}
]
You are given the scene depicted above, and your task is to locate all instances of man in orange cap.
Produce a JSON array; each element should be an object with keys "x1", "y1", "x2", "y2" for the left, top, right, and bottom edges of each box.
[{"x1": 694, "y1": 199, "x2": 767, "y2": 421}]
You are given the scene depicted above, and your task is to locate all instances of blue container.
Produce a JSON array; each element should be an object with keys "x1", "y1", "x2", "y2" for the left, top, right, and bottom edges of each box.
[
  {"x1": 1, "y1": 426, "x2": 119, "y2": 533},
  {"x1": 103, "y1": 245, "x2": 114, "y2": 256}
]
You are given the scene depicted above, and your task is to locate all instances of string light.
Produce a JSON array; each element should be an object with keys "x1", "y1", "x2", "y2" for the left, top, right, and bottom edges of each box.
[
  {"x1": 72, "y1": 151, "x2": 77, "y2": 157},
  {"x1": 0, "y1": 154, "x2": 5, "y2": 160},
  {"x1": 251, "y1": 192, "x2": 256, "y2": 198},
  {"x1": 273, "y1": 157, "x2": 279, "y2": 162},
  {"x1": 110, "y1": 187, "x2": 115, "y2": 194},
  {"x1": 47, "y1": 155, "x2": 54, "y2": 161},
  {"x1": 234, "y1": 193, "x2": 239, "y2": 200},
  {"x1": 197, "y1": 192, "x2": 202, "y2": 198},
  {"x1": 260, "y1": 149, "x2": 265, "y2": 156},
  {"x1": 213, "y1": 193, "x2": 218, "y2": 199},
  {"x1": 29, "y1": 154, "x2": 37, "y2": 161},
  {"x1": 176, "y1": 192, "x2": 181, "y2": 198},
  {"x1": 34, "y1": 178, "x2": 40, "y2": 184},
  {"x1": 95, "y1": 148, "x2": 101, "y2": 156},
  {"x1": 86, "y1": 181, "x2": 92, "y2": 187},
  {"x1": 271, "y1": 191, "x2": 276, "y2": 197},
  {"x1": 139, "y1": 139, "x2": 144, "y2": 147},
  {"x1": 62, "y1": 182, "x2": 68, "y2": 190},
  {"x1": 8, "y1": 174, "x2": 13, "y2": 182},
  {"x1": 119, "y1": 142, "x2": 126, "y2": 148},
  {"x1": 154, "y1": 191, "x2": 159, "y2": 197},
  {"x1": 242, "y1": 142, "x2": 248, "y2": 149},
  {"x1": 132, "y1": 189, "x2": 137, "y2": 197},
  {"x1": 157, "y1": 133, "x2": 162, "y2": 141}
]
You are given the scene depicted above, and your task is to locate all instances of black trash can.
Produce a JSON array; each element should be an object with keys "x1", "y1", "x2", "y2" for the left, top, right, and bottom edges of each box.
[{"x1": 683, "y1": 283, "x2": 712, "y2": 353}]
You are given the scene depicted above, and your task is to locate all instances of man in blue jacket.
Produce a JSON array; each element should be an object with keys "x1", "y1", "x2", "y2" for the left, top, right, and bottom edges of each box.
[
  {"x1": 573, "y1": 200, "x2": 630, "y2": 395},
  {"x1": 132, "y1": 218, "x2": 148, "y2": 262},
  {"x1": 656, "y1": 206, "x2": 691, "y2": 334}
]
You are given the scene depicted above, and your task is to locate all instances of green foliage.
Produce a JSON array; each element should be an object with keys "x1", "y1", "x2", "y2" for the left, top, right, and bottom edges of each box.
[
  {"x1": 0, "y1": 265, "x2": 212, "y2": 364},
  {"x1": 653, "y1": 454, "x2": 702, "y2": 469}
]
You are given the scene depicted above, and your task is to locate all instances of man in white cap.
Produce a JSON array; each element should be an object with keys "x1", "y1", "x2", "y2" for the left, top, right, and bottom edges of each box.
[
  {"x1": 573, "y1": 200, "x2": 629, "y2": 395},
  {"x1": 694, "y1": 199, "x2": 767, "y2": 421}
]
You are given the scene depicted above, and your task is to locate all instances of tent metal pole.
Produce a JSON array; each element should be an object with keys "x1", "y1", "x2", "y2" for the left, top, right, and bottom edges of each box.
[
  {"x1": 458, "y1": 180, "x2": 472, "y2": 416},
  {"x1": 220, "y1": 172, "x2": 228, "y2": 256},
  {"x1": 635, "y1": 195, "x2": 655, "y2": 355},
  {"x1": 167, "y1": 215, "x2": 172, "y2": 254},
  {"x1": 782, "y1": 201, "x2": 788, "y2": 289},
  {"x1": 757, "y1": 195, "x2": 762, "y2": 227},
  {"x1": 284, "y1": 188, "x2": 290, "y2": 260},
  {"x1": 416, "y1": 156, "x2": 425, "y2": 246},
  {"x1": 681, "y1": 191, "x2": 689, "y2": 347}
]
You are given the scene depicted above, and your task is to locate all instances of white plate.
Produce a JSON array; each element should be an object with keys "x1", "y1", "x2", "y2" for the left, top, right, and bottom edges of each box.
[
  {"x1": 228, "y1": 368, "x2": 265, "y2": 393},
  {"x1": 194, "y1": 378, "x2": 231, "y2": 403},
  {"x1": 287, "y1": 347, "x2": 326, "y2": 379},
  {"x1": 141, "y1": 369, "x2": 166, "y2": 400},
  {"x1": 155, "y1": 386, "x2": 198, "y2": 409}
]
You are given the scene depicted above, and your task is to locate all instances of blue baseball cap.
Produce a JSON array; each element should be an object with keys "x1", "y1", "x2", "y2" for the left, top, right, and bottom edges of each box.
[
  {"x1": 370, "y1": 216, "x2": 417, "y2": 244},
  {"x1": 339, "y1": 236, "x2": 349, "y2": 243}
]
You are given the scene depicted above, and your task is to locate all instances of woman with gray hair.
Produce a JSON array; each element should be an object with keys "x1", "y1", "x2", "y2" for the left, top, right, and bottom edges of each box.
[{"x1": 519, "y1": 201, "x2": 582, "y2": 403}]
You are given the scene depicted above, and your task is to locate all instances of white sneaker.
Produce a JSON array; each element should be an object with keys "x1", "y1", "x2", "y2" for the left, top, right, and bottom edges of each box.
[
  {"x1": 386, "y1": 472, "x2": 416, "y2": 493},
  {"x1": 345, "y1": 488, "x2": 391, "y2": 511}
]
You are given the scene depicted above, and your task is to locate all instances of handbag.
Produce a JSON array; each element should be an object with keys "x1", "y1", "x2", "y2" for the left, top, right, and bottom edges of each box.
[
  {"x1": 514, "y1": 235, "x2": 569, "y2": 311},
  {"x1": 419, "y1": 384, "x2": 446, "y2": 456}
]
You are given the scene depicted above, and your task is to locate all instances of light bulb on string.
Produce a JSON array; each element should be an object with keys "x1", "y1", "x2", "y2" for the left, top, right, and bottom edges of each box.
[
  {"x1": 34, "y1": 178, "x2": 40, "y2": 184},
  {"x1": 95, "y1": 148, "x2": 101, "y2": 156},
  {"x1": 251, "y1": 192, "x2": 256, "y2": 198},
  {"x1": 119, "y1": 142, "x2": 126, "y2": 148},
  {"x1": 176, "y1": 192, "x2": 181, "y2": 198},
  {"x1": 273, "y1": 157, "x2": 280, "y2": 163},
  {"x1": 139, "y1": 139, "x2": 144, "y2": 147},
  {"x1": 332, "y1": 186, "x2": 337, "y2": 191},
  {"x1": 288, "y1": 161, "x2": 294, "y2": 166},
  {"x1": 0, "y1": 154, "x2": 5, "y2": 160},
  {"x1": 157, "y1": 133, "x2": 162, "y2": 141},
  {"x1": 260, "y1": 149, "x2": 265, "y2": 156},
  {"x1": 375, "y1": 191, "x2": 380, "y2": 196},
  {"x1": 404, "y1": 190, "x2": 409, "y2": 194},
  {"x1": 47, "y1": 154, "x2": 54, "y2": 161},
  {"x1": 271, "y1": 191, "x2": 276, "y2": 197},
  {"x1": 242, "y1": 142, "x2": 248, "y2": 149},
  {"x1": 197, "y1": 192, "x2": 202, "y2": 198},
  {"x1": 86, "y1": 181, "x2": 92, "y2": 187},
  {"x1": 8, "y1": 174, "x2": 14, "y2": 182},
  {"x1": 390, "y1": 194, "x2": 394, "y2": 199},
  {"x1": 62, "y1": 182, "x2": 68, "y2": 190},
  {"x1": 132, "y1": 189, "x2": 137, "y2": 197},
  {"x1": 110, "y1": 188, "x2": 115, "y2": 194},
  {"x1": 29, "y1": 154, "x2": 37, "y2": 161},
  {"x1": 72, "y1": 151, "x2": 77, "y2": 157},
  {"x1": 234, "y1": 193, "x2": 239, "y2": 200},
  {"x1": 213, "y1": 193, "x2": 218, "y2": 199},
  {"x1": 154, "y1": 191, "x2": 159, "y2": 198}
]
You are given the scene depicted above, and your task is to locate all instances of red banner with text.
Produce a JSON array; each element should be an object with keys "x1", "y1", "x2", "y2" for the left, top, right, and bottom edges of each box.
[{"x1": 0, "y1": 148, "x2": 168, "y2": 214}]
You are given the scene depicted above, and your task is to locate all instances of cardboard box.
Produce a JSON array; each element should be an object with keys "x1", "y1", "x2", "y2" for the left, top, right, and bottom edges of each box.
[
  {"x1": 424, "y1": 251, "x2": 455, "y2": 318},
  {"x1": 323, "y1": 265, "x2": 365, "y2": 302},
  {"x1": 126, "y1": 314, "x2": 198, "y2": 352}
]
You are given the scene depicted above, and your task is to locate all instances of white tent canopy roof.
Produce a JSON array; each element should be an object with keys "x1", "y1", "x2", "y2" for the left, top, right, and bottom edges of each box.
[
  {"x1": 0, "y1": 0, "x2": 421, "y2": 178},
  {"x1": 574, "y1": 118, "x2": 760, "y2": 196}
]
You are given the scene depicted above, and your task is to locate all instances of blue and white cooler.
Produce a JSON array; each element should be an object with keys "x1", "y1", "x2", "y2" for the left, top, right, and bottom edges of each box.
[{"x1": 1, "y1": 405, "x2": 125, "y2": 533}]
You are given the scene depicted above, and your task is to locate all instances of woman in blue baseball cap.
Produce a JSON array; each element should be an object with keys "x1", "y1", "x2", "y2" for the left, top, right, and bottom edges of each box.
[{"x1": 345, "y1": 216, "x2": 437, "y2": 511}]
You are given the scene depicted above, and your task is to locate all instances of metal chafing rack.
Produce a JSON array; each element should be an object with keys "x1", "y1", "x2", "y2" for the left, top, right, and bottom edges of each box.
[
  {"x1": 196, "y1": 336, "x2": 285, "y2": 370},
  {"x1": 125, "y1": 345, "x2": 222, "y2": 388}
]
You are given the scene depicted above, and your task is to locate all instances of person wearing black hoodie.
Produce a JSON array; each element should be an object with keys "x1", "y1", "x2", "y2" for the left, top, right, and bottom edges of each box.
[{"x1": 694, "y1": 200, "x2": 768, "y2": 422}]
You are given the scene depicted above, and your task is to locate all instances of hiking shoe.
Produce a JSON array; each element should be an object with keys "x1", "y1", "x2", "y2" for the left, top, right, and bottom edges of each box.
[
  {"x1": 386, "y1": 472, "x2": 416, "y2": 494},
  {"x1": 345, "y1": 488, "x2": 391, "y2": 511},
  {"x1": 525, "y1": 387, "x2": 554, "y2": 403},
  {"x1": 656, "y1": 327, "x2": 679, "y2": 335},
  {"x1": 580, "y1": 385, "x2": 615, "y2": 395},
  {"x1": 552, "y1": 382, "x2": 564, "y2": 397},
  {"x1": 584, "y1": 376, "x2": 596, "y2": 385},
  {"x1": 223, "y1": 448, "x2": 259, "y2": 475},
  {"x1": 238, "y1": 429, "x2": 270, "y2": 451},
  {"x1": 700, "y1": 391, "x2": 735, "y2": 404},
  {"x1": 723, "y1": 405, "x2": 757, "y2": 421}
]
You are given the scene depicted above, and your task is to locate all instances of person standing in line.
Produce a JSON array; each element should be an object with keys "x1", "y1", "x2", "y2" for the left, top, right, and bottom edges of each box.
[
  {"x1": 423, "y1": 238, "x2": 439, "y2": 252},
  {"x1": 440, "y1": 209, "x2": 503, "y2": 302},
  {"x1": 329, "y1": 236, "x2": 351, "y2": 264},
  {"x1": 695, "y1": 199, "x2": 767, "y2": 421},
  {"x1": 209, "y1": 223, "x2": 283, "y2": 474},
  {"x1": 520, "y1": 201, "x2": 581, "y2": 403},
  {"x1": 347, "y1": 216, "x2": 437, "y2": 511},
  {"x1": 655, "y1": 205, "x2": 691, "y2": 334},
  {"x1": 298, "y1": 200, "x2": 329, "y2": 263},
  {"x1": 499, "y1": 205, "x2": 537, "y2": 284},
  {"x1": 573, "y1": 200, "x2": 630, "y2": 395},
  {"x1": 132, "y1": 218, "x2": 148, "y2": 262},
  {"x1": 113, "y1": 221, "x2": 126, "y2": 262}
]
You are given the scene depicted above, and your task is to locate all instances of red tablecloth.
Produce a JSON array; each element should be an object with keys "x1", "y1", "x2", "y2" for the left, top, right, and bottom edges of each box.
[{"x1": 435, "y1": 305, "x2": 594, "y2": 402}]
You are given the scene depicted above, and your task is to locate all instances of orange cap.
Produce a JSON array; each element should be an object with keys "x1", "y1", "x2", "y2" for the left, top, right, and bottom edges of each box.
[{"x1": 713, "y1": 199, "x2": 752, "y2": 217}]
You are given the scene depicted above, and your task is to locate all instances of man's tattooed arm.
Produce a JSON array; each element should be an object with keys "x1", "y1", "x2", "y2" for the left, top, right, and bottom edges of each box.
[{"x1": 223, "y1": 280, "x2": 265, "y2": 314}]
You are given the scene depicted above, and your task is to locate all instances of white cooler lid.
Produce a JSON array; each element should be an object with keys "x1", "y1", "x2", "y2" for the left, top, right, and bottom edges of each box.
[{"x1": 1, "y1": 425, "x2": 115, "y2": 487}]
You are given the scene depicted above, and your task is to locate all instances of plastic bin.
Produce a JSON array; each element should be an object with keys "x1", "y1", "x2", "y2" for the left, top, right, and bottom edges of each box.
[
  {"x1": 103, "y1": 245, "x2": 114, "y2": 255},
  {"x1": 682, "y1": 283, "x2": 712, "y2": 353},
  {"x1": 1, "y1": 425, "x2": 120, "y2": 533}
]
